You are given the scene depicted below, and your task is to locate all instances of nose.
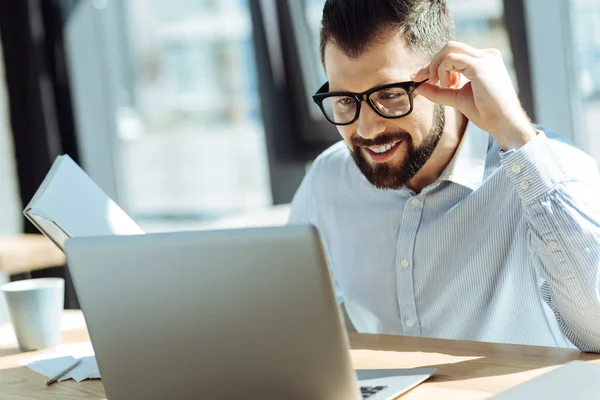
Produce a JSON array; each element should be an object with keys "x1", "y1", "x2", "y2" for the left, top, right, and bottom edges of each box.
[{"x1": 355, "y1": 100, "x2": 387, "y2": 140}]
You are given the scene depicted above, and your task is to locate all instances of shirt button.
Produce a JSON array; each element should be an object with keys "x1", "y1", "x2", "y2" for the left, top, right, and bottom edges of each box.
[
  {"x1": 400, "y1": 259, "x2": 410, "y2": 268},
  {"x1": 410, "y1": 198, "x2": 421, "y2": 207},
  {"x1": 511, "y1": 164, "x2": 522, "y2": 174},
  {"x1": 520, "y1": 181, "x2": 530, "y2": 190},
  {"x1": 406, "y1": 319, "x2": 415, "y2": 328},
  {"x1": 548, "y1": 241, "x2": 558, "y2": 250}
]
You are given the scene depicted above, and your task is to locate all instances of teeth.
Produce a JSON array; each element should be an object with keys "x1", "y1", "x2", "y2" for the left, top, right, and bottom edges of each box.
[{"x1": 369, "y1": 142, "x2": 396, "y2": 154}]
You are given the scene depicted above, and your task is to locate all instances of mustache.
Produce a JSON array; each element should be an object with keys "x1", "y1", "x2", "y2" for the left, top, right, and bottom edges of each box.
[{"x1": 351, "y1": 131, "x2": 411, "y2": 147}]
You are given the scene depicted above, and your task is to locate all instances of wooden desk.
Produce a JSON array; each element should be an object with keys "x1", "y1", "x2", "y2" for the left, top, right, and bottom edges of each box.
[{"x1": 0, "y1": 310, "x2": 598, "y2": 399}]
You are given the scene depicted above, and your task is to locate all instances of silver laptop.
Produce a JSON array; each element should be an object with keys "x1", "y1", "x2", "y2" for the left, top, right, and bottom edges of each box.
[{"x1": 64, "y1": 225, "x2": 435, "y2": 399}]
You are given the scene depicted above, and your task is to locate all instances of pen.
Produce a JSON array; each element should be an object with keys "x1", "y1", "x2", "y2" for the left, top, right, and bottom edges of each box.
[{"x1": 44, "y1": 358, "x2": 82, "y2": 386}]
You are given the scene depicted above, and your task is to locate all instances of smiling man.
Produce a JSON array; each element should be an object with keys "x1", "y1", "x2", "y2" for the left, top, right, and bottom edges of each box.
[{"x1": 289, "y1": 0, "x2": 600, "y2": 352}]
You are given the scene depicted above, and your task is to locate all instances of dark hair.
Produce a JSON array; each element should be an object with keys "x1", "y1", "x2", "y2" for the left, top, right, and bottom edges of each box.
[{"x1": 320, "y1": 0, "x2": 455, "y2": 66}]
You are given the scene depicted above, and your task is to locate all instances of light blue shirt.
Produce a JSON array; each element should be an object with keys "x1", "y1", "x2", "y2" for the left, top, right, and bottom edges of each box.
[{"x1": 289, "y1": 123, "x2": 600, "y2": 351}]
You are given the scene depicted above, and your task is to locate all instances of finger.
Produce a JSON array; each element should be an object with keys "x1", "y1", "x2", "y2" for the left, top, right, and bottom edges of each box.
[
  {"x1": 427, "y1": 41, "x2": 481, "y2": 85},
  {"x1": 438, "y1": 53, "x2": 479, "y2": 87},
  {"x1": 482, "y1": 48, "x2": 502, "y2": 58},
  {"x1": 411, "y1": 65, "x2": 430, "y2": 81},
  {"x1": 439, "y1": 70, "x2": 458, "y2": 89},
  {"x1": 413, "y1": 82, "x2": 459, "y2": 108},
  {"x1": 412, "y1": 41, "x2": 480, "y2": 82},
  {"x1": 438, "y1": 62, "x2": 455, "y2": 89}
]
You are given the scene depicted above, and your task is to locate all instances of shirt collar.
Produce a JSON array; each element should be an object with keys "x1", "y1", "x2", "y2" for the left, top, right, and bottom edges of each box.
[{"x1": 438, "y1": 121, "x2": 490, "y2": 191}]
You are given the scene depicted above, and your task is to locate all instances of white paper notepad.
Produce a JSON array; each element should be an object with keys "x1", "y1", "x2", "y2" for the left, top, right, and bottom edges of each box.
[
  {"x1": 21, "y1": 341, "x2": 100, "y2": 382},
  {"x1": 23, "y1": 154, "x2": 144, "y2": 250},
  {"x1": 26, "y1": 355, "x2": 100, "y2": 382}
]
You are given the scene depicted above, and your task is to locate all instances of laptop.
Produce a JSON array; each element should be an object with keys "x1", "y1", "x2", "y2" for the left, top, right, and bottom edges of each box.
[{"x1": 64, "y1": 225, "x2": 435, "y2": 399}]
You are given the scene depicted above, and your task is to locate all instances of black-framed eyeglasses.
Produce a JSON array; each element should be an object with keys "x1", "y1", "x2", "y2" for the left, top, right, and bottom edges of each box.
[{"x1": 311, "y1": 79, "x2": 428, "y2": 126}]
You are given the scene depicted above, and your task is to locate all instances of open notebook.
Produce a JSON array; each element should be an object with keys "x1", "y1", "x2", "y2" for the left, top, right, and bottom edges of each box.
[{"x1": 23, "y1": 155, "x2": 144, "y2": 251}]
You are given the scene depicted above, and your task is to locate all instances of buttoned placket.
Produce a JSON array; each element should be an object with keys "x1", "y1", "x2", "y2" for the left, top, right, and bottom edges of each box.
[{"x1": 395, "y1": 192, "x2": 425, "y2": 335}]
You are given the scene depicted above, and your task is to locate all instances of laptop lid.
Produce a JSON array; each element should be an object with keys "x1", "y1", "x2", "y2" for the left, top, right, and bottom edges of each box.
[{"x1": 65, "y1": 225, "x2": 361, "y2": 399}]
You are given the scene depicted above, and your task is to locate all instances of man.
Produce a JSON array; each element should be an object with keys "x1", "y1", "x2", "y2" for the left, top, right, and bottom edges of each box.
[{"x1": 289, "y1": 0, "x2": 600, "y2": 352}]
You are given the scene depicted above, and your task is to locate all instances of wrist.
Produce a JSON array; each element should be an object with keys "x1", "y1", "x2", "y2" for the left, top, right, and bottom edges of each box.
[{"x1": 496, "y1": 121, "x2": 537, "y2": 151}]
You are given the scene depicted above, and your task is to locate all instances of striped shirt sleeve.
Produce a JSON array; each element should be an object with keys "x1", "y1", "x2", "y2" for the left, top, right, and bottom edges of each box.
[{"x1": 500, "y1": 129, "x2": 600, "y2": 352}]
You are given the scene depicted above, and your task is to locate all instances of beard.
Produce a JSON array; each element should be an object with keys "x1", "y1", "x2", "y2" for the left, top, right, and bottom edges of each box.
[{"x1": 350, "y1": 104, "x2": 446, "y2": 190}]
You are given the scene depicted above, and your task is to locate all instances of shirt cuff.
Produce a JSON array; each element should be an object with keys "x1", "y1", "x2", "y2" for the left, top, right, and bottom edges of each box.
[{"x1": 499, "y1": 130, "x2": 567, "y2": 203}]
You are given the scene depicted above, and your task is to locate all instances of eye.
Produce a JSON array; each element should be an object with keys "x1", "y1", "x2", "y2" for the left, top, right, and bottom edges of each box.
[
  {"x1": 336, "y1": 97, "x2": 354, "y2": 106},
  {"x1": 378, "y1": 91, "x2": 406, "y2": 100}
]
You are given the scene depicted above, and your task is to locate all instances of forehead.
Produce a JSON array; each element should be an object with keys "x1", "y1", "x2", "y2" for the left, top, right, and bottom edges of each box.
[{"x1": 324, "y1": 33, "x2": 425, "y2": 92}]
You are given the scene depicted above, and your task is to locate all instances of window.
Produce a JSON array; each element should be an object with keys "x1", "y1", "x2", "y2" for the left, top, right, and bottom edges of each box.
[
  {"x1": 447, "y1": 0, "x2": 516, "y2": 86},
  {"x1": 305, "y1": 0, "x2": 327, "y2": 85},
  {"x1": 66, "y1": 0, "x2": 272, "y2": 230},
  {"x1": 524, "y1": 0, "x2": 597, "y2": 158},
  {"x1": 570, "y1": 0, "x2": 600, "y2": 163},
  {"x1": 123, "y1": 0, "x2": 271, "y2": 224}
]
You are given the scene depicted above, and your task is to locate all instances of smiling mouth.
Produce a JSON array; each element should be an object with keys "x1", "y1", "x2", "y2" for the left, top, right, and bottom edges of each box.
[{"x1": 362, "y1": 140, "x2": 403, "y2": 162}]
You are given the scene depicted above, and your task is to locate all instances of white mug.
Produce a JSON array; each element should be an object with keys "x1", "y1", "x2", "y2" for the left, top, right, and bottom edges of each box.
[{"x1": 1, "y1": 278, "x2": 65, "y2": 351}]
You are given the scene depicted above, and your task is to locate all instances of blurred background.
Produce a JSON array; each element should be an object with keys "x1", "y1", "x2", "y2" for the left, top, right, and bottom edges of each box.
[{"x1": 0, "y1": 0, "x2": 599, "y2": 306}]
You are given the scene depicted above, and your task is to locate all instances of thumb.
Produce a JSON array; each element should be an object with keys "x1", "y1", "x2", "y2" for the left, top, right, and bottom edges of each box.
[{"x1": 414, "y1": 83, "x2": 459, "y2": 108}]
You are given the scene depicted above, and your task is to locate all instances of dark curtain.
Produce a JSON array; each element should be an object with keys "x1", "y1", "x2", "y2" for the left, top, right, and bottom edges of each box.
[{"x1": 0, "y1": 0, "x2": 80, "y2": 308}]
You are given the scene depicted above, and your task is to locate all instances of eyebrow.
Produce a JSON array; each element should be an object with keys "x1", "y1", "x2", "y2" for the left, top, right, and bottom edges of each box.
[{"x1": 329, "y1": 79, "x2": 411, "y2": 93}]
